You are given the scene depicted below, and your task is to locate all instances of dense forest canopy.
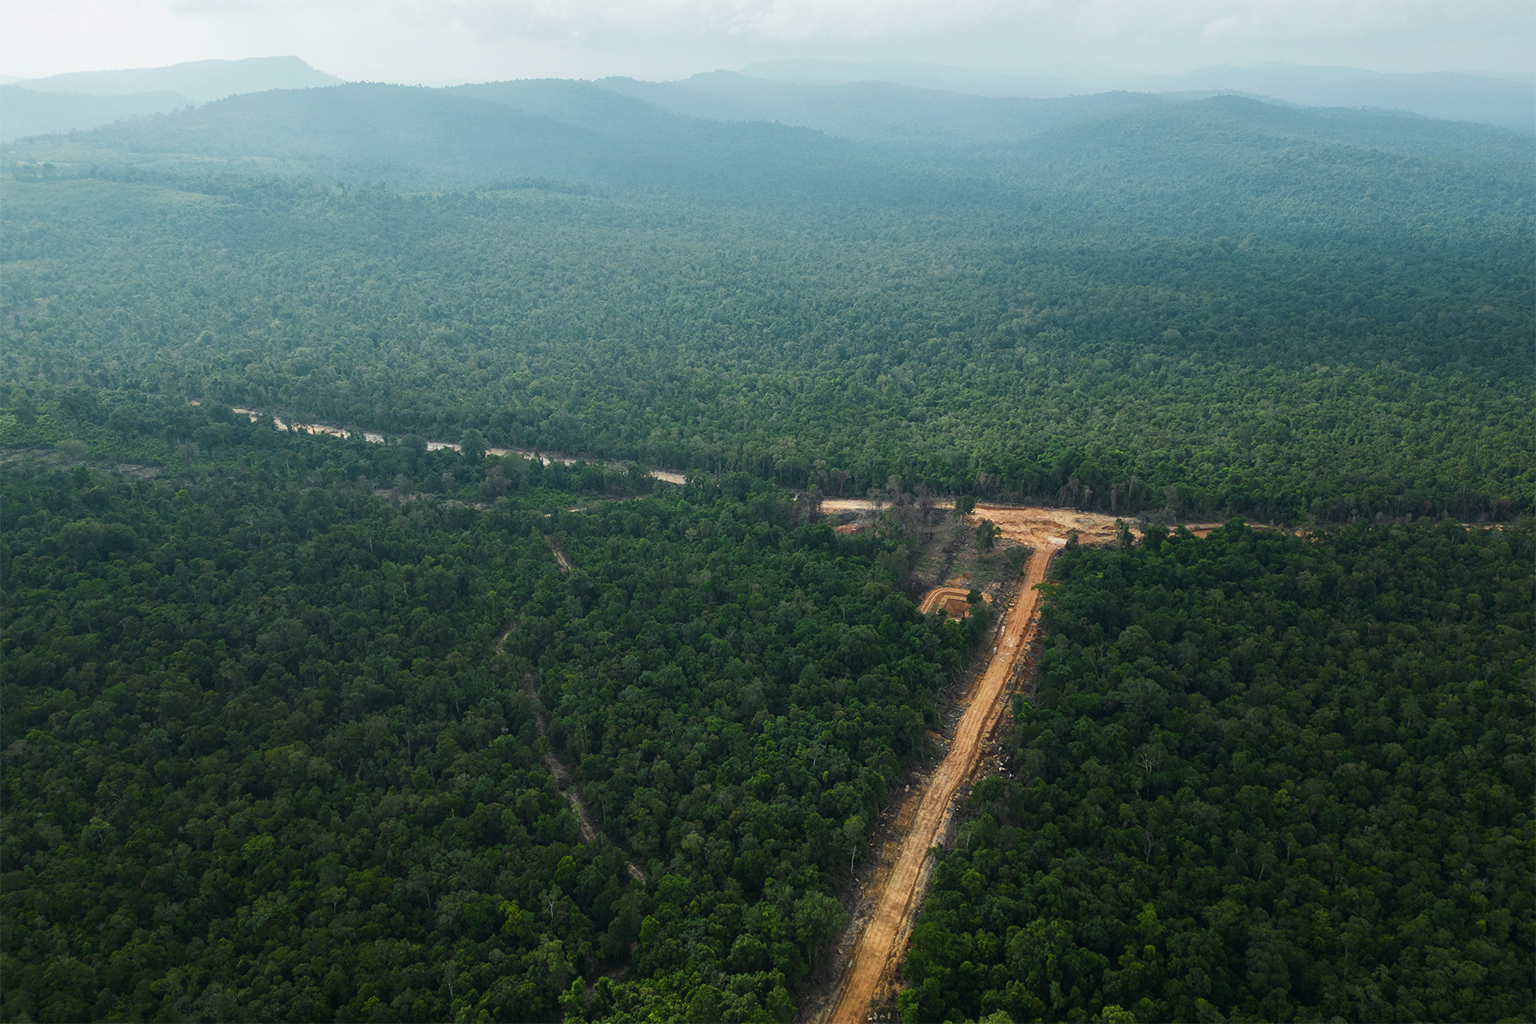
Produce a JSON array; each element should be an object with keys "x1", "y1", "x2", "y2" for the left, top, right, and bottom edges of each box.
[
  {"x1": 2, "y1": 70, "x2": 1533, "y2": 1024},
  {"x1": 902, "y1": 523, "x2": 1534, "y2": 1023},
  {"x1": 4, "y1": 90, "x2": 1531, "y2": 522},
  {"x1": 0, "y1": 412, "x2": 996, "y2": 1021}
]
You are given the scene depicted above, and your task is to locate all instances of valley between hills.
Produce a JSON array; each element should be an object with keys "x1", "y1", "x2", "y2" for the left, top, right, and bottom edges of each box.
[{"x1": 2, "y1": 59, "x2": 1531, "y2": 1024}]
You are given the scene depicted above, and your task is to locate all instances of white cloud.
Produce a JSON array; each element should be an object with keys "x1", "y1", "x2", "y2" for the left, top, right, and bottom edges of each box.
[{"x1": 1197, "y1": 14, "x2": 1243, "y2": 42}]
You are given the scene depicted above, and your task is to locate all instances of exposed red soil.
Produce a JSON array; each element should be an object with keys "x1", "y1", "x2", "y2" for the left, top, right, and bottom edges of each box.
[{"x1": 817, "y1": 504, "x2": 1154, "y2": 1023}]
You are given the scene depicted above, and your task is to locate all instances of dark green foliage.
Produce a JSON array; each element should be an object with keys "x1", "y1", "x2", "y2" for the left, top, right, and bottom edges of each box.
[
  {"x1": 2, "y1": 77, "x2": 1532, "y2": 1024},
  {"x1": 4, "y1": 92, "x2": 1532, "y2": 523},
  {"x1": 901, "y1": 522, "x2": 1534, "y2": 1023},
  {"x1": 1003, "y1": 546, "x2": 1030, "y2": 574},
  {"x1": 0, "y1": 428, "x2": 983, "y2": 1021}
]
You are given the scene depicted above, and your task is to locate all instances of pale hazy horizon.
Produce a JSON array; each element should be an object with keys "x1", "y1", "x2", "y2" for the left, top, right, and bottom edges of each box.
[{"x1": 3, "y1": 0, "x2": 1531, "y2": 88}]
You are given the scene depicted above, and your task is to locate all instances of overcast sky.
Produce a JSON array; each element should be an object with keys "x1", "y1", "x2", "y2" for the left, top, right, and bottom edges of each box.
[{"x1": 3, "y1": 0, "x2": 1532, "y2": 84}]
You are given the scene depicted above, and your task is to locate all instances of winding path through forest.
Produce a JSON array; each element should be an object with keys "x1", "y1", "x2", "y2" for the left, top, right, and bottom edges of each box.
[
  {"x1": 497, "y1": 537, "x2": 648, "y2": 883},
  {"x1": 227, "y1": 405, "x2": 688, "y2": 483}
]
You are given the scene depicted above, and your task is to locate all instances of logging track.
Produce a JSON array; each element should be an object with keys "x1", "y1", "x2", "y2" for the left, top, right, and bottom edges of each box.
[
  {"x1": 816, "y1": 504, "x2": 1149, "y2": 1023},
  {"x1": 497, "y1": 536, "x2": 646, "y2": 882}
]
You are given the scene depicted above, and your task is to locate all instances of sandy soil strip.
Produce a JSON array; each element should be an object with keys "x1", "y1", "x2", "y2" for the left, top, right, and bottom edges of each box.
[
  {"x1": 544, "y1": 536, "x2": 574, "y2": 573},
  {"x1": 214, "y1": 404, "x2": 689, "y2": 483},
  {"x1": 817, "y1": 503, "x2": 1232, "y2": 1022},
  {"x1": 820, "y1": 499, "x2": 1222, "y2": 540},
  {"x1": 821, "y1": 498, "x2": 948, "y2": 514}
]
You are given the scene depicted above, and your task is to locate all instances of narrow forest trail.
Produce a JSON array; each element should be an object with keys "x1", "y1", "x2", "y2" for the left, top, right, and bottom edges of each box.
[
  {"x1": 519, "y1": 671, "x2": 647, "y2": 883},
  {"x1": 226, "y1": 404, "x2": 687, "y2": 484},
  {"x1": 494, "y1": 540, "x2": 648, "y2": 882},
  {"x1": 544, "y1": 535, "x2": 575, "y2": 572},
  {"x1": 817, "y1": 505, "x2": 1137, "y2": 1024}
]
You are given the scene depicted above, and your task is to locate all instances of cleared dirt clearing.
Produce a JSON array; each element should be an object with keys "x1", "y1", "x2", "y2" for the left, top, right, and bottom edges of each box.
[
  {"x1": 818, "y1": 505, "x2": 1151, "y2": 1023},
  {"x1": 821, "y1": 543, "x2": 1053, "y2": 1023}
]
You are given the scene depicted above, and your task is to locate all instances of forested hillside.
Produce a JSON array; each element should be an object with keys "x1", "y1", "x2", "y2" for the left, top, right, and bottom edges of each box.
[
  {"x1": 0, "y1": 407, "x2": 993, "y2": 1021},
  {"x1": 592, "y1": 74, "x2": 1177, "y2": 148},
  {"x1": 0, "y1": 58, "x2": 342, "y2": 143},
  {"x1": 0, "y1": 87, "x2": 188, "y2": 145},
  {"x1": 902, "y1": 523, "x2": 1534, "y2": 1023},
  {"x1": 2, "y1": 68, "x2": 1533, "y2": 1024},
  {"x1": 4, "y1": 91, "x2": 1531, "y2": 522},
  {"x1": 3, "y1": 82, "x2": 888, "y2": 194}
]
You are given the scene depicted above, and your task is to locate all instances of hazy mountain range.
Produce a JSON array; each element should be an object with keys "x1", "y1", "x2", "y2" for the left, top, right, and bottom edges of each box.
[
  {"x1": 0, "y1": 57, "x2": 339, "y2": 141},
  {"x1": 8, "y1": 55, "x2": 341, "y2": 102},
  {"x1": 5, "y1": 74, "x2": 1529, "y2": 209},
  {"x1": 744, "y1": 57, "x2": 1536, "y2": 135},
  {"x1": 1, "y1": 54, "x2": 1531, "y2": 147}
]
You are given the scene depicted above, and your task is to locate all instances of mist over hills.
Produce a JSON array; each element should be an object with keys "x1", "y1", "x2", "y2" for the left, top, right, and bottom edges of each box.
[
  {"x1": 1140, "y1": 62, "x2": 1536, "y2": 134},
  {"x1": 0, "y1": 57, "x2": 340, "y2": 142},
  {"x1": 2, "y1": 60, "x2": 1530, "y2": 486},
  {"x1": 2, "y1": 44, "x2": 1533, "y2": 1024},
  {"x1": 6, "y1": 75, "x2": 1529, "y2": 381},
  {"x1": 10, "y1": 56, "x2": 340, "y2": 104},
  {"x1": 0, "y1": 85, "x2": 188, "y2": 142},
  {"x1": 4, "y1": 52, "x2": 1531, "y2": 151},
  {"x1": 741, "y1": 57, "x2": 1084, "y2": 97},
  {"x1": 594, "y1": 73, "x2": 1176, "y2": 147},
  {"x1": 4, "y1": 81, "x2": 900, "y2": 196},
  {"x1": 743, "y1": 57, "x2": 1536, "y2": 135},
  {"x1": 6, "y1": 73, "x2": 1530, "y2": 199}
]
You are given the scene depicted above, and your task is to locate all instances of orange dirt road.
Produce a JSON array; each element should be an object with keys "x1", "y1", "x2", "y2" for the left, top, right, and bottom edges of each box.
[
  {"x1": 821, "y1": 543, "x2": 1055, "y2": 1023},
  {"x1": 817, "y1": 503, "x2": 1171, "y2": 1023}
]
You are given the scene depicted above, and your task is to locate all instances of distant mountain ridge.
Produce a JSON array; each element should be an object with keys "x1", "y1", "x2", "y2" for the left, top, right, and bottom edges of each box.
[
  {"x1": 0, "y1": 57, "x2": 341, "y2": 142},
  {"x1": 2, "y1": 80, "x2": 892, "y2": 195},
  {"x1": 5, "y1": 77, "x2": 1529, "y2": 207},
  {"x1": 3, "y1": 55, "x2": 1528, "y2": 149},
  {"x1": 740, "y1": 57, "x2": 1082, "y2": 98},
  {"x1": 594, "y1": 72, "x2": 1177, "y2": 147},
  {"x1": 1137, "y1": 63, "x2": 1535, "y2": 134},
  {"x1": 10, "y1": 56, "x2": 340, "y2": 104},
  {"x1": 0, "y1": 86, "x2": 187, "y2": 142},
  {"x1": 742, "y1": 57, "x2": 1536, "y2": 135}
]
